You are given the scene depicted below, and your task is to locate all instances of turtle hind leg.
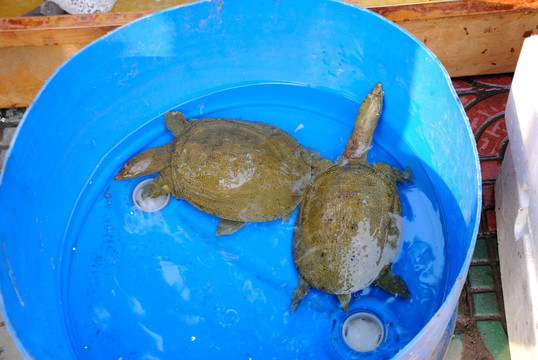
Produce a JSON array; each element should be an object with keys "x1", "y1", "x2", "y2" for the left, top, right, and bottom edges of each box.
[
  {"x1": 291, "y1": 274, "x2": 311, "y2": 312},
  {"x1": 402, "y1": 166, "x2": 413, "y2": 182},
  {"x1": 337, "y1": 294, "x2": 351, "y2": 314},
  {"x1": 374, "y1": 266, "x2": 410, "y2": 298},
  {"x1": 216, "y1": 219, "x2": 246, "y2": 236}
]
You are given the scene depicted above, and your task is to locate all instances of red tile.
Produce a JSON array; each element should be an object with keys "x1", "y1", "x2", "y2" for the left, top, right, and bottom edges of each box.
[
  {"x1": 485, "y1": 209, "x2": 497, "y2": 231},
  {"x1": 452, "y1": 79, "x2": 473, "y2": 90},
  {"x1": 466, "y1": 92, "x2": 509, "y2": 134},
  {"x1": 480, "y1": 160, "x2": 501, "y2": 181},
  {"x1": 473, "y1": 75, "x2": 512, "y2": 88},
  {"x1": 459, "y1": 94, "x2": 476, "y2": 108},
  {"x1": 482, "y1": 184, "x2": 495, "y2": 207},
  {"x1": 475, "y1": 116, "x2": 508, "y2": 157}
]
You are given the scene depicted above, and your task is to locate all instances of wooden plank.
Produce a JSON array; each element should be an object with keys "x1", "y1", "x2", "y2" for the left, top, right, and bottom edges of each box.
[
  {"x1": 394, "y1": 10, "x2": 538, "y2": 76},
  {"x1": 0, "y1": 12, "x2": 146, "y2": 47},
  {"x1": 0, "y1": 45, "x2": 83, "y2": 108},
  {"x1": 0, "y1": 1, "x2": 537, "y2": 108},
  {"x1": 369, "y1": 0, "x2": 535, "y2": 20}
]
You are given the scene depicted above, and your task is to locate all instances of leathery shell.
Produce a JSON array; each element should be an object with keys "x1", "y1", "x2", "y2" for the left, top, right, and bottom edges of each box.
[
  {"x1": 292, "y1": 162, "x2": 401, "y2": 295},
  {"x1": 171, "y1": 118, "x2": 312, "y2": 222}
]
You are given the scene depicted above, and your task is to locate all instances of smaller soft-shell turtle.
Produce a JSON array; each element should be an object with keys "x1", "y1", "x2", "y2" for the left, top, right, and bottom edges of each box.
[
  {"x1": 115, "y1": 112, "x2": 330, "y2": 235},
  {"x1": 291, "y1": 83, "x2": 412, "y2": 313}
]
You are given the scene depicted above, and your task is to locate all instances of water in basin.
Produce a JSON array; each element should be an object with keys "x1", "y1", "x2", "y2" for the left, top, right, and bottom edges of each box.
[{"x1": 62, "y1": 83, "x2": 448, "y2": 359}]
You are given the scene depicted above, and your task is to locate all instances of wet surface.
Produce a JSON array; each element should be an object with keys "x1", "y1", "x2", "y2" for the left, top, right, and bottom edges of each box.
[{"x1": 62, "y1": 84, "x2": 448, "y2": 359}]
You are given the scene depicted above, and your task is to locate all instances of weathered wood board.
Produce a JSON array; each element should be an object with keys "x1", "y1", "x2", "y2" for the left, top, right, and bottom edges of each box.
[{"x1": 0, "y1": 1, "x2": 537, "y2": 108}]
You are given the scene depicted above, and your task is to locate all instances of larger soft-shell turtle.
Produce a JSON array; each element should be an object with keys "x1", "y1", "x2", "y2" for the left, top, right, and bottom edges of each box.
[
  {"x1": 291, "y1": 83, "x2": 412, "y2": 313},
  {"x1": 115, "y1": 112, "x2": 331, "y2": 235}
]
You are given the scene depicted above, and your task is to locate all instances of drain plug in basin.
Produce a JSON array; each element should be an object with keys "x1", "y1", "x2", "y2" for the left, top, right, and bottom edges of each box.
[
  {"x1": 132, "y1": 178, "x2": 170, "y2": 212},
  {"x1": 342, "y1": 312, "x2": 385, "y2": 352}
]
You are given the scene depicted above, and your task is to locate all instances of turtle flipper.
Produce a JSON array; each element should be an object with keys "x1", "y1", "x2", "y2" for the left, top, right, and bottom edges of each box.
[
  {"x1": 164, "y1": 111, "x2": 189, "y2": 137},
  {"x1": 373, "y1": 163, "x2": 413, "y2": 184},
  {"x1": 114, "y1": 142, "x2": 175, "y2": 180},
  {"x1": 374, "y1": 266, "x2": 410, "y2": 298},
  {"x1": 143, "y1": 167, "x2": 182, "y2": 199},
  {"x1": 291, "y1": 274, "x2": 311, "y2": 312},
  {"x1": 304, "y1": 147, "x2": 334, "y2": 177},
  {"x1": 216, "y1": 219, "x2": 246, "y2": 236}
]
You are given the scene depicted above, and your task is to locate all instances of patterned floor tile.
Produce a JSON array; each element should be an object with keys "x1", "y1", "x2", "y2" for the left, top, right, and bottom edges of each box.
[{"x1": 450, "y1": 75, "x2": 511, "y2": 360}]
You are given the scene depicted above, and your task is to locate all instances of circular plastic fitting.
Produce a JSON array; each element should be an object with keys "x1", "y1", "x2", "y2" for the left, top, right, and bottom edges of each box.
[
  {"x1": 132, "y1": 178, "x2": 170, "y2": 212},
  {"x1": 341, "y1": 311, "x2": 385, "y2": 352}
]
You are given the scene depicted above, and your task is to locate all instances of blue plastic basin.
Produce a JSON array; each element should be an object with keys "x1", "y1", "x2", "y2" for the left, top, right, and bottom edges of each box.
[{"x1": 0, "y1": 0, "x2": 480, "y2": 358}]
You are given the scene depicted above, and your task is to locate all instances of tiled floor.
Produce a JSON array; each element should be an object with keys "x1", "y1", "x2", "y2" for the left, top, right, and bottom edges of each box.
[
  {"x1": 445, "y1": 75, "x2": 512, "y2": 360},
  {"x1": 0, "y1": 108, "x2": 25, "y2": 360},
  {"x1": 0, "y1": 75, "x2": 512, "y2": 359}
]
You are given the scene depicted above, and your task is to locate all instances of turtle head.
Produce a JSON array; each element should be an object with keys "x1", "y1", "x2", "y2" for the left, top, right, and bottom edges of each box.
[
  {"x1": 114, "y1": 142, "x2": 175, "y2": 180},
  {"x1": 339, "y1": 83, "x2": 384, "y2": 163}
]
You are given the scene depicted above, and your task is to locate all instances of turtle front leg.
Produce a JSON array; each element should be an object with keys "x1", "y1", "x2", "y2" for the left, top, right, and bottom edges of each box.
[
  {"x1": 291, "y1": 274, "x2": 311, "y2": 312},
  {"x1": 164, "y1": 112, "x2": 189, "y2": 137},
  {"x1": 304, "y1": 147, "x2": 334, "y2": 178},
  {"x1": 373, "y1": 163, "x2": 413, "y2": 184},
  {"x1": 143, "y1": 167, "x2": 182, "y2": 199},
  {"x1": 114, "y1": 141, "x2": 175, "y2": 180}
]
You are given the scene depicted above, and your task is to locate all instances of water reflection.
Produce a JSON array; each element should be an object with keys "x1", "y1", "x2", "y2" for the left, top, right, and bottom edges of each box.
[
  {"x1": 219, "y1": 309, "x2": 240, "y2": 327},
  {"x1": 124, "y1": 207, "x2": 173, "y2": 236},
  {"x1": 139, "y1": 323, "x2": 164, "y2": 352}
]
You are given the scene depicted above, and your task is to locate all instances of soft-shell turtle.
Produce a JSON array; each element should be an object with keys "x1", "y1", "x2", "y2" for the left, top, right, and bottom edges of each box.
[
  {"x1": 115, "y1": 112, "x2": 330, "y2": 235},
  {"x1": 291, "y1": 83, "x2": 412, "y2": 313}
]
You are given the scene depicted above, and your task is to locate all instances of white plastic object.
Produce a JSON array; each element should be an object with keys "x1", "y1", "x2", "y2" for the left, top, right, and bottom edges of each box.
[
  {"x1": 132, "y1": 178, "x2": 170, "y2": 213},
  {"x1": 496, "y1": 35, "x2": 538, "y2": 359},
  {"x1": 52, "y1": 0, "x2": 117, "y2": 14},
  {"x1": 341, "y1": 312, "x2": 385, "y2": 352}
]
